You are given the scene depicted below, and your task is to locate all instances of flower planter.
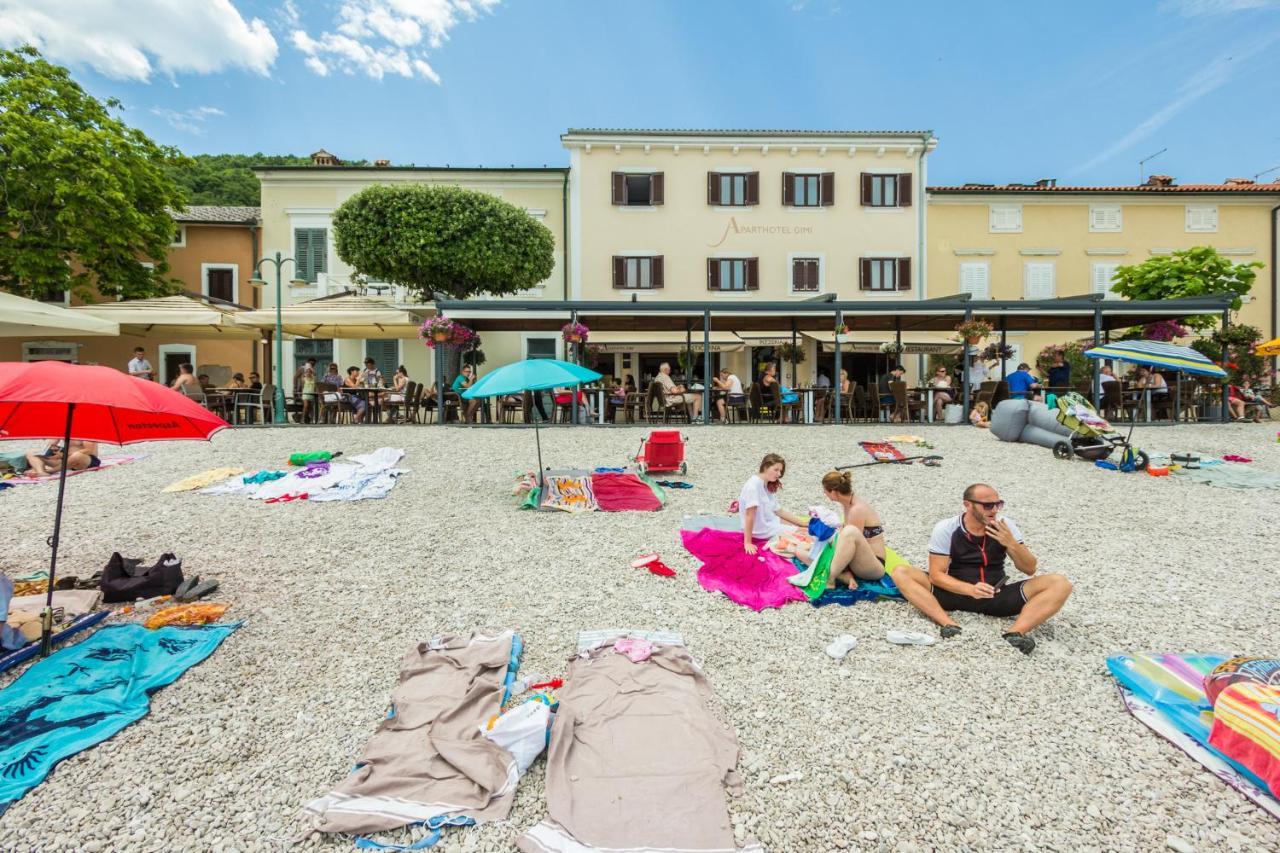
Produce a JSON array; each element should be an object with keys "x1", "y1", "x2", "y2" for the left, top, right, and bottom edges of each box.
[
  {"x1": 966, "y1": 335, "x2": 981, "y2": 345},
  {"x1": 432, "y1": 331, "x2": 451, "y2": 343},
  {"x1": 565, "y1": 334, "x2": 583, "y2": 344}
]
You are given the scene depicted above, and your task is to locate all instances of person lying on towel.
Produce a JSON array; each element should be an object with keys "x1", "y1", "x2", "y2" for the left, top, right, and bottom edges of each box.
[
  {"x1": 24, "y1": 440, "x2": 101, "y2": 476},
  {"x1": 739, "y1": 454, "x2": 809, "y2": 556},
  {"x1": 891, "y1": 483, "x2": 1073, "y2": 655},
  {"x1": 784, "y1": 470, "x2": 889, "y2": 586}
]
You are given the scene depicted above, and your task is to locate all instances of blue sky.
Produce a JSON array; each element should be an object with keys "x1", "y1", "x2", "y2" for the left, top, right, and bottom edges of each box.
[{"x1": 5, "y1": 0, "x2": 1280, "y2": 185}]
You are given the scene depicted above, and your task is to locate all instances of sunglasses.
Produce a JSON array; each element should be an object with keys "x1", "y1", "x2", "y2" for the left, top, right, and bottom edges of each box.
[{"x1": 967, "y1": 499, "x2": 1005, "y2": 510}]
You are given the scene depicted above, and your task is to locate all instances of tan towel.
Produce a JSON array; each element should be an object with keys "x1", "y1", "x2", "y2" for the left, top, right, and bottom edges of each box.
[
  {"x1": 163, "y1": 467, "x2": 244, "y2": 493},
  {"x1": 518, "y1": 642, "x2": 762, "y2": 853},
  {"x1": 305, "y1": 631, "x2": 520, "y2": 836},
  {"x1": 9, "y1": 589, "x2": 101, "y2": 618}
]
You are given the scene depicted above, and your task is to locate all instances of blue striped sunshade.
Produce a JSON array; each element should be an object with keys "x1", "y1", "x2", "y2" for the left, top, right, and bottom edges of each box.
[{"x1": 1084, "y1": 340, "x2": 1227, "y2": 378}]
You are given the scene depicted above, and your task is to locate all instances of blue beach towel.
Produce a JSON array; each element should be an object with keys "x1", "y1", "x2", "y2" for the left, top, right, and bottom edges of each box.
[
  {"x1": 0, "y1": 622, "x2": 237, "y2": 814},
  {"x1": 811, "y1": 574, "x2": 903, "y2": 607}
]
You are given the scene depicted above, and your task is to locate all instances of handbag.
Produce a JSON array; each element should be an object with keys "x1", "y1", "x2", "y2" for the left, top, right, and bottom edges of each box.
[{"x1": 100, "y1": 552, "x2": 184, "y2": 603}]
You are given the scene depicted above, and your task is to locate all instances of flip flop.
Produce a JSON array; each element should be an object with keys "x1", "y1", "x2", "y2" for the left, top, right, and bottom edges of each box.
[
  {"x1": 175, "y1": 579, "x2": 219, "y2": 603},
  {"x1": 825, "y1": 634, "x2": 858, "y2": 659},
  {"x1": 886, "y1": 630, "x2": 936, "y2": 646},
  {"x1": 631, "y1": 554, "x2": 676, "y2": 577},
  {"x1": 173, "y1": 576, "x2": 199, "y2": 601}
]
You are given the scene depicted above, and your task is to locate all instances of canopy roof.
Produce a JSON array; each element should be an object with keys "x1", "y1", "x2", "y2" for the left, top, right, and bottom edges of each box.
[
  {"x1": 0, "y1": 292, "x2": 119, "y2": 338},
  {"x1": 586, "y1": 330, "x2": 743, "y2": 352},
  {"x1": 72, "y1": 294, "x2": 261, "y2": 339},
  {"x1": 803, "y1": 330, "x2": 963, "y2": 355},
  {"x1": 235, "y1": 293, "x2": 434, "y2": 339}
]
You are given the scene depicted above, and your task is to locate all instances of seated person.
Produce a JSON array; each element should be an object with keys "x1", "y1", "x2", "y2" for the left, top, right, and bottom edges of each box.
[
  {"x1": 877, "y1": 364, "x2": 905, "y2": 421},
  {"x1": 197, "y1": 373, "x2": 213, "y2": 390},
  {"x1": 1046, "y1": 351, "x2": 1070, "y2": 389},
  {"x1": 1239, "y1": 379, "x2": 1267, "y2": 422},
  {"x1": 890, "y1": 483, "x2": 1073, "y2": 654},
  {"x1": 655, "y1": 362, "x2": 702, "y2": 421},
  {"x1": 789, "y1": 470, "x2": 888, "y2": 585},
  {"x1": 969, "y1": 401, "x2": 991, "y2": 428},
  {"x1": 24, "y1": 440, "x2": 101, "y2": 476},
  {"x1": 713, "y1": 367, "x2": 745, "y2": 422},
  {"x1": 1005, "y1": 363, "x2": 1039, "y2": 401},
  {"x1": 451, "y1": 364, "x2": 481, "y2": 423},
  {"x1": 1098, "y1": 365, "x2": 1117, "y2": 384},
  {"x1": 248, "y1": 372, "x2": 263, "y2": 392},
  {"x1": 227, "y1": 373, "x2": 246, "y2": 389},
  {"x1": 929, "y1": 366, "x2": 954, "y2": 420},
  {"x1": 170, "y1": 363, "x2": 202, "y2": 394},
  {"x1": 739, "y1": 454, "x2": 809, "y2": 554},
  {"x1": 342, "y1": 366, "x2": 368, "y2": 423}
]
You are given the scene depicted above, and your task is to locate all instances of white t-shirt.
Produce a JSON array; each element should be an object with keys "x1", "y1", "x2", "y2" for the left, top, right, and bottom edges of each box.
[
  {"x1": 738, "y1": 474, "x2": 784, "y2": 540},
  {"x1": 968, "y1": 362, "x2": 988, "y2": 389},
  {"x1": 128, "y1": 357, "x2": 152, "y2": 379},
  {"x1": 725, "y1": 374, "x2": 743, "y2": 396},
  {"x1": 1099, "y1": 373, "x2": 1116, "y2": 384}
]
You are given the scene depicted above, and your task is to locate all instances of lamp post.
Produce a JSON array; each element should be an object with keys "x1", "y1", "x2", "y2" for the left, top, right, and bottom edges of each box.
[{"x1": 249, "y1": 252, "x2": 306, "y2": 424}]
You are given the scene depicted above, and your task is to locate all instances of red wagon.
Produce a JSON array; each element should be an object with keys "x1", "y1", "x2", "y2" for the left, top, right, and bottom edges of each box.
[{"x1": 633, "y1": 430, "x2": 687, "y2": 475}]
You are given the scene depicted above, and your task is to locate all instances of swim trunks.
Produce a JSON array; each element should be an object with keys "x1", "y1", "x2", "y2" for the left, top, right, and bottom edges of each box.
[{"x1": 931, "y1": 579, "x2": 1027, "y2": 618}]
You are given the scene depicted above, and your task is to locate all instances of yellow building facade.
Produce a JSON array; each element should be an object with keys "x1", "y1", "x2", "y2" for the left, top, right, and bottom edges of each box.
[{"x1": 926, "y1": 178, "x2": 1280, "y2": 366}]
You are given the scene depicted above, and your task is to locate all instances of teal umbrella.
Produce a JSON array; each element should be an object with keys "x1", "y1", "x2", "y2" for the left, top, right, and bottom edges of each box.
[{"x1": 462, "y1": 359, "x2": 602, "y2": 483}]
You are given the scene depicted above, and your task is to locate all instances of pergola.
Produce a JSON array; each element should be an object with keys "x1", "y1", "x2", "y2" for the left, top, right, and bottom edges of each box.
[{"x1": 436, "y1": 294, "x2": 1238, "y2": 425}]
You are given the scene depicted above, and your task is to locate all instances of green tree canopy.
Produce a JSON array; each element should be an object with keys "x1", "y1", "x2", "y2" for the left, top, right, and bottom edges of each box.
[
  {"x1": 332, "y1": 184, "x2": 556, "y2": 300},
  {"x1": 1111, "y1": 246, "x2": 1260, "y2": 331},
  {"x1": 165, "y1": 153, "x2": 369, "y2": 206},
  {"x1": 0, "y1": 46, "x2": 188, "y2": 301}
]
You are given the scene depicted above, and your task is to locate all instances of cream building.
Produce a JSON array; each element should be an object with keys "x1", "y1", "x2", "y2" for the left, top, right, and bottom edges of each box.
[
  {"x1": 927, "y1": 175, "x2": 1280, "y2": 366},
  {"x1": 253, "y1": 154, "x2": 569, "y2": 384},
  {"x1": 562, "y1": 128, "x2": 938, "y2": 388}
]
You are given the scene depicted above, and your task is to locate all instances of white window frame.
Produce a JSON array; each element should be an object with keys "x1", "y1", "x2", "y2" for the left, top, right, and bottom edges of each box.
[
  {"x1": 288, "y1": 214, "x2": 333, "y2": 287},
  {"x1": 158, "y1": 343, "x2": 197, "y2": 385},
  {"x1": 989, "y1": 204, "x2": 1023, "y2": 233},
  {"x1": 958, "y1": 262, "x2": 990, "y2": 299},
  {"x1": 38, "y1": 290, "x2": 70, "y2": 307},
  {"x1": 170, "y1": 225, "x2": 186, "y2": 248},
  {"x1": 1091, "y1": 262, "x2": 1121, "y2": 299},
  {"x1": 790, "y1": 172, "x2": 825, "y2": 208},
  {"x1": 787, "y1": 252, "x2": 825, "y2": 296},
  {"x1": 1088, "y1": 205, "x2": 1122, "y2": 233},
  {"x1": 201, "y1": 263, "x2": 239, "y2": 304},
  {"x1": 1185, "y1": 204, "x2": 1218, "y2": 233},
  {"x1": 1023, "y1": 261, "x2": 1056, "y2": 299},
  {"x1": 522, "y1": 333, "x2": 561, "y2": 361}
]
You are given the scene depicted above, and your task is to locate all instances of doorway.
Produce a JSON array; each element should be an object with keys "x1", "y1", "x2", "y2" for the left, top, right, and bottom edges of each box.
[{"x1": 158, "y1": 344, "x2": 196, "y2": 385}]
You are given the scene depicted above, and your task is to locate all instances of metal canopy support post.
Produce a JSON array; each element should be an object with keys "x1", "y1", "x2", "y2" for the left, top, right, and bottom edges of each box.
[
  {"x1": 833, "y1": 309, "x2": 843, "y2": 425},
  {"x1": 961, "y1": 308, "x2": 972, "y2": 418},
  {"x1": 999, "y1": 321, "x2": 1008, "y2": 380},
  {"x1": 1221, "y1": 309, "x2": 1230, "y2": 423},
  {"x1": 1175, "y1": 371, "x2": 1182, "y2": 424},
  {"x1": 790, "y1": 320, "x2": 798, "y2": 387},
  {"x1": 434, "y1": 333, "x2": 444, "y2": 427},
  {"x1": 1092, "y1": 306, "x2": 1102, "y2": 407},
  {"x1": 570, "y1": 309, "x2": 579, "y2": 426},
  {"x1": 703, "y1": 309, "x2": 711, "y2": 425}
]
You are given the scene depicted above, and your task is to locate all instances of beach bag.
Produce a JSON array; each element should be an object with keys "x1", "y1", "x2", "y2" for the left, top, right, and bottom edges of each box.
[
  {"x1": 944, "y1": 404, "x2": 964, "y2": 425},
  {"x1": 481, "y1": 698, "x2": 551, "y2": 776},
  {"x1": 100, "y1": 552, "x2": 184, "y2": 603}
]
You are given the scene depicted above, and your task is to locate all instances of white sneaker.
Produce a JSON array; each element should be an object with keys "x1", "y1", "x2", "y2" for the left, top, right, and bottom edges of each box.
[
  {"x1": 825, "y1": 634, "x2": 858, "y2": 659},
  {"x1": 886, "y1": 630, "x2": 936, "y2": 646}
]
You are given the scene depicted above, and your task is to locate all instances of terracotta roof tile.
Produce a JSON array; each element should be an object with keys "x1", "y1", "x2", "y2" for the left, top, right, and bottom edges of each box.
[{"x1": 170, "y1": 206, "x2": 261, "y2": 223}]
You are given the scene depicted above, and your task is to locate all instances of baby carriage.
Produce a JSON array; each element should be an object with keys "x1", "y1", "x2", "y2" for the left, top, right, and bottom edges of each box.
[
  {"x1": 1052, "y1": 392, "x2": 1148, "y2": 470},
  {"x1": 633, "y1": 430, "x2": 687, "y2": 475}
]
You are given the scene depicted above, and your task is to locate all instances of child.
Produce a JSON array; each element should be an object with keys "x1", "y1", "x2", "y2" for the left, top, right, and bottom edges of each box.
[
  {"x1": 300, "y1": 365, "x2": 317, "y2": 423},
  {"x1": 969, "y1": 401, "x2": 991, "y2": 428}
]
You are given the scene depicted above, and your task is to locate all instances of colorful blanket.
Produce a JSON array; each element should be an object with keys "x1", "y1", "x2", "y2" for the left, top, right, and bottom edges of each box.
[
  {"x1": 0, "y1": 623, "x2": 237, "y2": 815},
  {"x1": 2, "y1": 454, "x2": 146, "y2": 485},
  {"x1": 681, "y1": 518, "x2": 806, "y2": 611},
  {"x1": 1211, "y1": 682, "x2": 1280, "y2": 800},
  {"x1": 1106, "y1": 652, "x2": 1280, "y2": 820},
  {"x1": 199, "y1": 448, "x2": 406, "y2": 502},
  {"x1": 859, "y1": 441, "x2": 905, "y2": 462},
  {"x1": 521, "y1": 471, "x2": 666, "y2": 513}
]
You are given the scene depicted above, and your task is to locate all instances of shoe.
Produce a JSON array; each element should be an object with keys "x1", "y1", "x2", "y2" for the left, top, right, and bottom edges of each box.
[
  {"x1": 825, "y1": 634, "x2": 858, "y2": 659},
  {"x1": 1002, "y1": 631, "x2": 1036, "y2": 655},
  {"x1": 173, "y1": 576, "x2": 199, "y2": 601},
  {"x1": 175, "y1": 579, "x2": 219, "y2": 602},
  {"x1": 940, "y1": 625, "x2": 962, "y2": 640},
  {"x1": 886, "y1": 630, "x2": 936, "y2": 646}
]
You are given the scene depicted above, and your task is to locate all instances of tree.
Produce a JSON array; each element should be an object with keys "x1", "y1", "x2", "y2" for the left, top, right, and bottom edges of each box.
[
  {"x1": 1190, "y1": 324, "x2": 1264, "y2": 384},
  {"x1": 1111, "y1": 247, "x2": 1260, "y2": 331},
  {"x1": 332, "y1": 184, "x2": 555, "y2": 300},
  {"x1": 0, "y1": 46, "x2": 188, "y2": 300},
  {"x1": 165, "y1": 153, "x2": 369, "y2": 206}
]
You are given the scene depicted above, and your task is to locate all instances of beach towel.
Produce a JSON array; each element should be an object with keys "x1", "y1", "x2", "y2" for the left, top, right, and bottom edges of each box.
[
  {"x1": 681, "y1": 517, "x2": 806, "y2": 611},
  {"x1": 162, "y1": 467, "x2": 244, "y2": 493},
  {"x1": 539, "y1": 472, "x2": 597, "y2": 514},
  {"x1": 2, "y1": 454, "x2": 145, "y2": 485},
  {"x1": 1106, "y1": 653, "x2": 1280, "y2": 819},
  {"x1": 590, "y1": 472, "x2": 664, "y2": 512},
  {"x1": 1173, "y1": 464, "x2": 1280, "y2": 490},
  {"x1": 796, "y1": 547, "x2": 909, "y2": 606},
  {"x1": 306, "y1": 632, "x2": 523, "y2": 845},
  {"x1": 201, "y1": 448, "x2": 407, "y2": 503},
  {"x1": 0, "y1": 623, "x2": 236, "y2": 815},
  {"x1": 859, "y1": 441, "x2": 905, "y2": 462},
  {"x1": 1210, "y1": 682, "x2": 1280, "y2": 799},
  {"x1": 517, "y1": 641, "x2": 761, "y2": 853}
]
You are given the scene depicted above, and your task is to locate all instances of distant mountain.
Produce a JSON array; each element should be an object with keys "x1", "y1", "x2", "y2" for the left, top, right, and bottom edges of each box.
[{"x1": 167, "y1": 153, "x2": 368, "y2": 207}]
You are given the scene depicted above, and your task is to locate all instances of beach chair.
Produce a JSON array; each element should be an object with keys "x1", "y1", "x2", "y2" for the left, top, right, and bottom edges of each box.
[
  {"x1": 634, "y1": 430, "x2": 687, "y2": 475},
  {"x1": 890, "y1": 381, "x2": 925, "y2": 423}
]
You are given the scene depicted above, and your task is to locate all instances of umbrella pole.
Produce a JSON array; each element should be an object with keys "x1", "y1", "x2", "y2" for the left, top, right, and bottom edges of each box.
[
  {"x1": 41, "y1": 402, "x2": 75, "y2": 657},
  {"x1": 535, "y1": 420, "x2": 545, "y2": 488}
]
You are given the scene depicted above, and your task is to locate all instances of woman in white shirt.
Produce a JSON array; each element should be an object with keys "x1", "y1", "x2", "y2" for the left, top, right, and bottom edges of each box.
[
  {"x1": 739, "y1": 453, "x2": 808, "y2": 555},
  {"x1": 713, "y1": 368, "x2": 744, "y2": 422}
]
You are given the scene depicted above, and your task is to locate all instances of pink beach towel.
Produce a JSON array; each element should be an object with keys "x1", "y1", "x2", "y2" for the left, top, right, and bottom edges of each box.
[
  {"x1": 590, "y1": 472, "x2": 662, "y2": 512},
  {"x1": 681, "y1": 526, "x2": 806, "y2": 611}
]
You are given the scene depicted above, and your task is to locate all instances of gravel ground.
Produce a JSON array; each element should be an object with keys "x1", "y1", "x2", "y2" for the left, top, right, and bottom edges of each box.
[{"x1": 1, "y1": 422, "x2": 1277, "y2": 852}]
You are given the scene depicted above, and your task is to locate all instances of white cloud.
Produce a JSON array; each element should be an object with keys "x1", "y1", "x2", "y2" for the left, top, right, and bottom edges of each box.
[
  {"x1": 0, "y1": 0, "x2": 277, "y2": 81},
  {"x1": 291, "y1": 0, "x2": 500, "y2": 82},
  {"x1": 151, "y1": 105, "x2": 225, "y2": 134},
  {"x1": 1071, "y1": 30, "x2": 1280, "y2": 175},
  {"x1": 1163, "y1": 0, "x2": 1280, "y2": 14}
]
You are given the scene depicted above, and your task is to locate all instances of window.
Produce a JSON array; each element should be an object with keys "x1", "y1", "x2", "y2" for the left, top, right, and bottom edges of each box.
[
  {"x1": 1091, "y1": 262, "x2": 1120, "y2": 299},
  {"x1": 205, "y1": 266, "x2": 235, "y2": 303},
  {"x1": 170, "y1": 226, "x2": 186, "y2": 247},
  {"x1": 859, "y1": 257, "x2": 911, "y2": 292},
  {"x1": 791, "y1": 257, "x2": 821, "y2": 293},
  {"x1": 364, "y1": 339, "x2": 399, "y2": 376},
  {"x1": 1089, "y1": 205, "x2": 1121, "y2": 232},
  {"x1": 707, "y1": 172, "x2": 759, "y2": 206},
  {"x1": 1186, "y1": 205, "x2": 1218, "y2": 232},
  {"x1": 294, "y1": 339, "x2": 333, "y2": 376},
  {"x1": 1024, "y1": 262, "x2": 1055, "y2": 298},
  {"x1": 707, "y1": 258, "x2": 759, "y2": 291},
  {"x1": 35, "y1": 287, "x2": 69, "y2": 306},
  {"x1": 782, "y1": 172, "x2": 834, "y2": 207},
  {"x1": 611, "y1": 172, "x2": 665, "y2": 206},
  {"x1": 989, "y1": 204, "x2": 1022, "y2": 233},
  {"x1": 526, "y1": 337, "x2": 557, "y2": 360},
  {"x1": 611, "y1": 255, "x2": 664, "y2": 289},
  {"x1": 958, "y1": 262, "x2": 990, "y2": 299},
  {"x1": 294, "y1": 228, "x2": 328, "y2": 282},
  {"x1": 860, "y1": 173, "x2": 913, "y2": 207}
]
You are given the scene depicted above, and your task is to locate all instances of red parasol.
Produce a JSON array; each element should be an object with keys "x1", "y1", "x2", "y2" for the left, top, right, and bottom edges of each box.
[{"x1": 0, "y1": 361, "x2": 229, "y2": 654}]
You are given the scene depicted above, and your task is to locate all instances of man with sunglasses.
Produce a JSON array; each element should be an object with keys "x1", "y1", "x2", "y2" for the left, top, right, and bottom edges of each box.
[{"x1": 890, "y1": 483, "x2": 1072, "y2": 654}]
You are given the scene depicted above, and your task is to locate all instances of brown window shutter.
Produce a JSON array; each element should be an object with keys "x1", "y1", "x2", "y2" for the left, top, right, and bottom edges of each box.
[
  {"x1": 860, "y1": 173, "x2": 872, "y2": 206},
  {"x1": 611, "y1": 172, "x2": 625, "y2": 205},
  {"x1": 747, "y1": 258, "x2": 759, "y2": 290},
  {"x1": 651, "y1": 172, "x2": 664, "y2": 205},
  {"x1": 612, "y1": 256, "x2": 626, "y2": 288},
  {"x1": 859, "y1": 258, "x2": 871, "y2": 290},
  {"x1": 820, "y1": 172, "x2": 835, "y2": 206},
  {"x1": 897, "y1": 258, "x2": 912, "y2": 290},
  {"x1": 898, "y1": 173, "x2": 913, "y2": 207},
  {"x1": 791, "y1": 258, "x2": 802, "y2": 290},
  {"x1": 651, "y1": 256, "x2": 664, "y2": 289},
  {"x1": 782, "y1": 172, "x2": 795, "y2": 206},
  {"x1": 808, "y1": 260, "x2": 820, "y2": 291},
  {"x1": 746, "y1": 172, "x2": 759, "y2": 205},
  {"x1": 707, "y1": 172, "x2": 719, "y2": 205},
  {"x1": 707, "y1": 258, "x2": 720, "y2": 291}
]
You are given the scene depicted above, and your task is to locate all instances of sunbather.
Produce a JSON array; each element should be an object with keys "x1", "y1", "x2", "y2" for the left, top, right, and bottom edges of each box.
[
  {"x1": 24, "y1": 440, "x2": 101, "y2": 476},
  {"x1": 890, "y1": 483, "x2": 1072, "y2": 654},
  {"x1": 788, "y1": 470, "x2": 888, "y2": 584},
  {"x1": 739, "y1": 454, "x2": 808, "y2": 555}
]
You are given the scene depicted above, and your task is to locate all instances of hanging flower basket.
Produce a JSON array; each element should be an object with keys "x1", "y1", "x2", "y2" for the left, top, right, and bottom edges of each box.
[
  {"x1": 561, "y1": 321, "x2": 590, "y2": 344},
  {"x1": 776, "y1": 342, "x2": 807, "y2": 364},
  {"x1": 420, "y1": 316, "x2": 475, "y2": 350},
  {"x1": 954, "y1": 319, "x2": 993, "y2": 345},
  {"x1": 834, "y1": 323, "x2": 850, "y2": 338},
  {"x1": 879, "y1": 341, "x2": 905, "y2": 355},
  {"x1": 981, "y1": 342, "x2": 1016, "y2": 361}
]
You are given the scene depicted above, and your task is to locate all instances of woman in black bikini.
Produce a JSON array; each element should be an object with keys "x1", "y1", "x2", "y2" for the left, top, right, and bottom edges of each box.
[{"x1": 793, "y1": 470, "x2": 888, "y2": 586}]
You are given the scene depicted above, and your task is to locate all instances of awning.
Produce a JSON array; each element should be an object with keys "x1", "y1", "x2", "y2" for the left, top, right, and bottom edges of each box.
[
  {"x1": 234, "y1": 294, "x2": 434, "y2": 339},
  {"x1": 803, "y1": 331, "x2": 964, "y2": 355},
  {"x1": 0, "y1": 292, "x2": 119, "y2": 338},
  {"x1": 587, "y1": 330, "x2": 744, "y2": 353},
  {"x1": 72, "y1": 294, "x2": 262, "y2": 339},
  {"x1": 737, "y1": 332, "x2": 802, "y2": 348}
]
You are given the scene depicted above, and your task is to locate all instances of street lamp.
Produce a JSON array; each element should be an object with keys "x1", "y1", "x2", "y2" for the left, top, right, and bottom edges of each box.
[{"x1": 249, "y1": 251, "x2": 307, "y2": 424}]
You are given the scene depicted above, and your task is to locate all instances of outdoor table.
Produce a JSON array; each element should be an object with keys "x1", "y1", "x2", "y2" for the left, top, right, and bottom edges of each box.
[
  {"x1": 912, "y1": 386, "x2": 953, "y2": 423},
  {"x1": 344, "y1": 386, "x2": 393, "y2": 423},
  {"x1": 210, "y1": 387, "x2": 255, "y2": 424},
  {"x1": 1121, "y1": 386, "x2": 1166, "y2": 422}
]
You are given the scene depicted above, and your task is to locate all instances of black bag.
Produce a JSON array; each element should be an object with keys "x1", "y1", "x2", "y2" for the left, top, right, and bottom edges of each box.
[{"x1": 100, "y1": 552, "x2": 184, "y2": 603}]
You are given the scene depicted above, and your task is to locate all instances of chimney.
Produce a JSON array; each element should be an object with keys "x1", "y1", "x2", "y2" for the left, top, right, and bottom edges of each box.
[
  {"x1": 1223, "y1": 177, "x2": 1254, "y2": 186},
  {"x1": 1035, "y1": 178, "x2": 1057, "y2": 188},
  {"x1": 374, "y1": 159, "x2": 391, "y2": 168},
  {"x1": 310, "y1": 148, "x2": 340, "y2": 167},
  {"x1": 1146, "y1": 174, "x2": 1174, "y2": 187}
]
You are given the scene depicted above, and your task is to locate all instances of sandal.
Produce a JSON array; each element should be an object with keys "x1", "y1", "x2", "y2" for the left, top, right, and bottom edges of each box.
[{"x1": 175, "y1": 579, "x2": 219, "y2": 603}]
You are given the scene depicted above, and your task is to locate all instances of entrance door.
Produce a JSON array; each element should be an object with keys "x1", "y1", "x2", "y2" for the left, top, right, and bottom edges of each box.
[{"x1": 364, "y1": 339, "x2": 399, "y2": 379}]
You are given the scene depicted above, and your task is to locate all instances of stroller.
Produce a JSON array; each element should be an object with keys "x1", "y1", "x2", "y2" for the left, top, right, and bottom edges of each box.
[
  {"x1": 1052, "y1": 392, "x2": 1148, "y2": 470},
  {"x1": 633, "y1": 430, "x2": 687, "y2": 475}
]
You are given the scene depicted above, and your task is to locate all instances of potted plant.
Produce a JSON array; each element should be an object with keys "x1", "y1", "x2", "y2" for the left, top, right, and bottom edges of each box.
[
  {"x1": 879, "y1": 341, "x2": 904, "y2": 356},
  {"x1": 776, "y1": 342, "x2": 807, "y2": 364},
  {"x1": 420, "y1": 316, "x2": 475, "y2": 349},
  {"x1": 561, "y1": 321, "x2": 590, "y2": 344},
  {"x1": 834, "y1": 322, "x2": 850, "y2": 338},
  {"x1": 954, "y1": 319, "x2": 993, "y2": 345}
]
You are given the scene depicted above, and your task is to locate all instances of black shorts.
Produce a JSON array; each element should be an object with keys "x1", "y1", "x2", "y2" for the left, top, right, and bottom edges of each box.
[{"x1": 932, "y1": 579, "x2": 1028, "y2": 617}]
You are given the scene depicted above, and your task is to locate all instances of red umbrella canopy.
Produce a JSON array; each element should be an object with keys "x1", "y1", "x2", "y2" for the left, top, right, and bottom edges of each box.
[{"x1": 0, "y1": 361, "x2": 229, "y2": 444}]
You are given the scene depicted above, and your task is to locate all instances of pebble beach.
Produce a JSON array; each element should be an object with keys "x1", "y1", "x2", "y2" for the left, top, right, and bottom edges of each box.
[{"x1": 1, "y1": 422, "x2": 1277, "y2": 852}]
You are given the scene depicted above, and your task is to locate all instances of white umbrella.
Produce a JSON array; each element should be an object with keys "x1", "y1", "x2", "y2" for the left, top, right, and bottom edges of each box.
[{"x1": 0, "y1": 292, "x2": 119, "y2": 338}]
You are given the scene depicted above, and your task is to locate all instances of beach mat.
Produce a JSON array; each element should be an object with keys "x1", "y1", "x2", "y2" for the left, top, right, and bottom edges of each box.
[
  {"x1": 2, "y1": 455, "x2": 146, "y2": 484},
  {"x1": 858, "y1": 441, "x2": 905, "y2": 462},
  {"x1": 1106, "y1": 652, "x2": 1280, "y2": 820}
]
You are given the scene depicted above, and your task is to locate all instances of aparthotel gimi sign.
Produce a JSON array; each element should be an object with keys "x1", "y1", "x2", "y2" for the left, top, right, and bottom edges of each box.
[{"x1": 708, "y1": 217, "x2": 815, "y2": 248}]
